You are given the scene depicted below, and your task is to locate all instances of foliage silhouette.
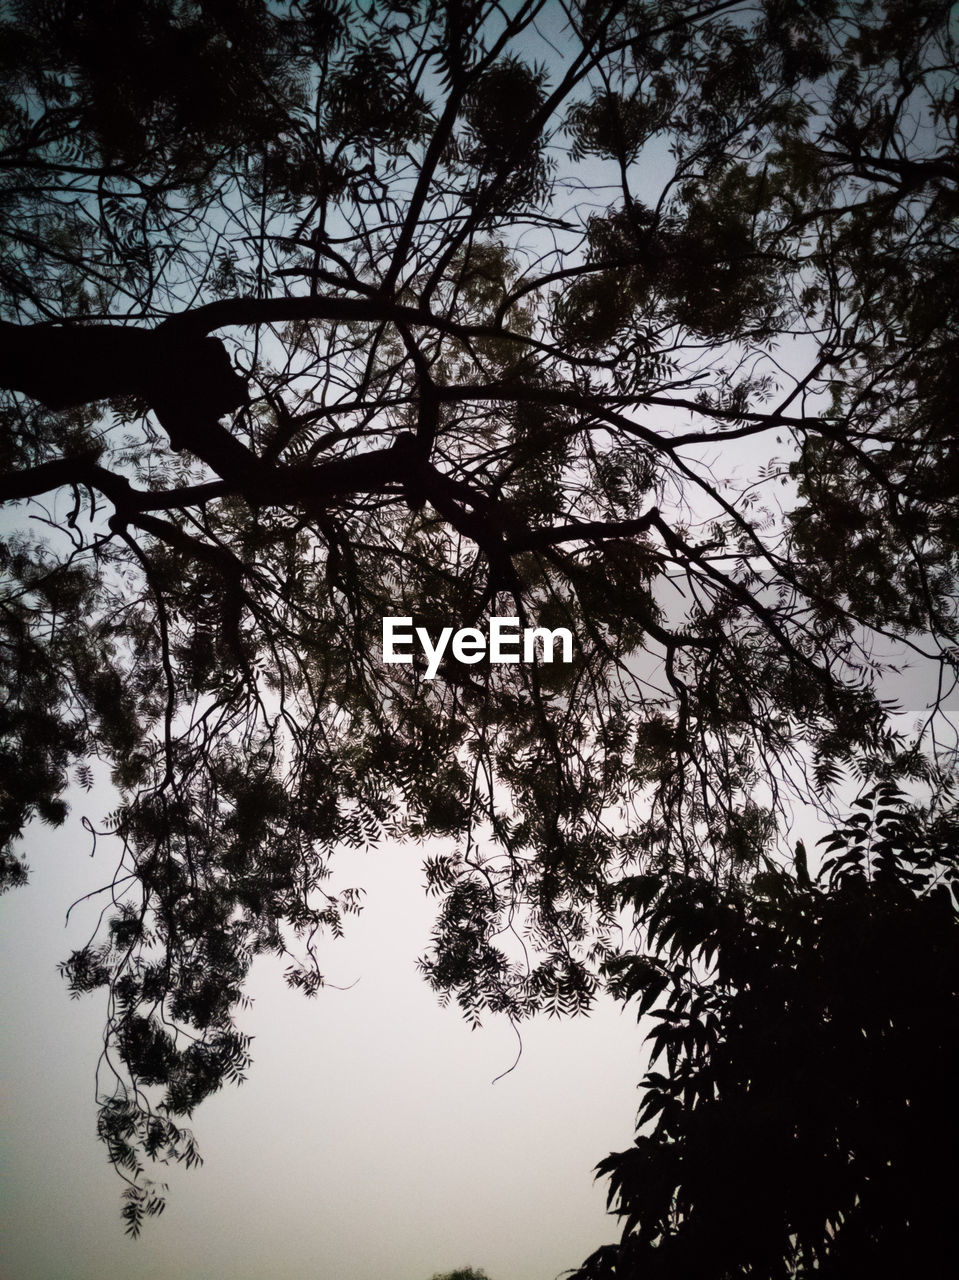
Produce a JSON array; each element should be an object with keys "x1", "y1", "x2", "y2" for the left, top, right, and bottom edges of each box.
[
  {"x1": 574, "y1": 785, "x2": 959, "y2": 1279},
  {"x1": 0, "y1": 0, "x2": 956, "y2": 1239}
]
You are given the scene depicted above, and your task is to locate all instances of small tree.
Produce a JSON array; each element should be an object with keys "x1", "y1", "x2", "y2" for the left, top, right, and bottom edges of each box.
[{"x1": 576, "y1": 785, "x2": 959, "y2": 1278}]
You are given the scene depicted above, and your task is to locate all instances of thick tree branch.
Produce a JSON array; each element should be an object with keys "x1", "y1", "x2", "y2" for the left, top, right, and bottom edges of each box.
[
  {"x1": 156, "y1": 294, "x2": 527, "y2": 346},
  {"x1": 0, "y1": 320, "x2": 247, "y2": 415},
  {"x1": 0, "y1": 448, "x2": 102, "y2": 502}
]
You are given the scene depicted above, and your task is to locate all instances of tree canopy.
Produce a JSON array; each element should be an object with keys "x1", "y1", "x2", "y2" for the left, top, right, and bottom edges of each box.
[
  {"x1": 1, "y1": 0, "x2": 957, "y2": 1250},
  {"x1": 431, "y1": 1268, "x2": 491, "y2": 1280}
]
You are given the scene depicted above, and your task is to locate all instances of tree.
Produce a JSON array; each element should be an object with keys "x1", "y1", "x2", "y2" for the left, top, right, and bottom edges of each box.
[
  {"x1": 430, "y1": 1268, "x2": 491, "y2": 1280},
  {"x1": 0, "y1": 0, "x2": 956, "y2": 1237},
  {"x1": 573, "y1": 785, "x2": 959, "y2": 1279}
]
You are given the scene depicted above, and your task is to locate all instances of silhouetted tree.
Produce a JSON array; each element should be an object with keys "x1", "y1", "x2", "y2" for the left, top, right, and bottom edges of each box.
[
  {"x1": 0, "y1": 0, "x2": 956, "y2": 1235},
  {"x1": 574, "y1": 785, "x2": 959, "y2": 1279}
]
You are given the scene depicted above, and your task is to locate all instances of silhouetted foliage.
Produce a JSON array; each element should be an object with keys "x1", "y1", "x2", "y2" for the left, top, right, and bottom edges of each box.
[
  {"x1": 0, "y1": 0, "x2": 956, "y2": 1238},
  {"x1": 575, "y1": 786, "x2": 959, "y2": 1279}
]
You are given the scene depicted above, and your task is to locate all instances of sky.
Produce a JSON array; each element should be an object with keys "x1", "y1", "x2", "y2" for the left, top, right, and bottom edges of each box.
[{"x1": 1, "y1": 808, "x2": 643, "y2": 1280}]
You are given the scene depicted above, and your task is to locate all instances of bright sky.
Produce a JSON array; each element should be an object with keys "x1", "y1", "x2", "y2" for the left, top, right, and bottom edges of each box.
[{"x1": 1, "y1": 808, "x2": 643, "y2": 1280}]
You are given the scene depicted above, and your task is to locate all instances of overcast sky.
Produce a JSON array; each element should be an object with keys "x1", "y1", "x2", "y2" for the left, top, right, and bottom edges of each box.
[{"x1": 1, "y1": 804, "x2": 644, "y2": 1280}]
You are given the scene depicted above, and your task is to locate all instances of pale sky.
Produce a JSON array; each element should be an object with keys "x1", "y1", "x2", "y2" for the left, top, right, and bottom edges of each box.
[{"x1": 1, "y1": 808, "x2": 643, "y2": 1280}]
